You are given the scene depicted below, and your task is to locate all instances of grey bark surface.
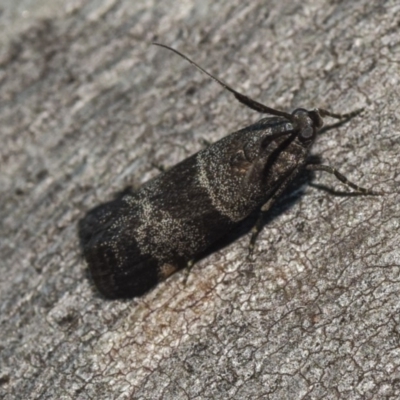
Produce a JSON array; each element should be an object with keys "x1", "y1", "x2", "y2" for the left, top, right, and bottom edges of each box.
[{"x1": 1, "y1": 0, "x2": 400, "y2": 399}]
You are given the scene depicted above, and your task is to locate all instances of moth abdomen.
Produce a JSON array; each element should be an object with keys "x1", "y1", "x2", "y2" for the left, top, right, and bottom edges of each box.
[
  {"x1": 78, "y1": 198, "x2": 157, "y2": 298},
  {"x1": 79, "y1": 150, "x2": 235, "y2": 298}
]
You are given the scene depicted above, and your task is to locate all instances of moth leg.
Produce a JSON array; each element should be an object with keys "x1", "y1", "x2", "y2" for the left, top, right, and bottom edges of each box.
[
  {"x1": 261, "y1": 170, "x2": 301, "y2": 213},
  {"x1": 199, "y1": 138, "x2": 212, "y2": 148},
  {"x1": 151, "y1": 162, "x2": 167, "y2": 173},
  {"x1": 316, "y1": 108, "x2": 363, "y2": 136},
  {"x1": 318, "y1": 107, "x2": 364, "y2": 120},
  {"x1": 248, "y1": 212, "x2": 265, "y2": 261},
  {"x1": 306, "y1": 163, "x2": 382, "y2": 195},
  {"x1": 182, "y1": 260, "x2": 195, "y2": 285},
  {"x1": 248, "y1": 170, "x2": 301, "y2": 260}
]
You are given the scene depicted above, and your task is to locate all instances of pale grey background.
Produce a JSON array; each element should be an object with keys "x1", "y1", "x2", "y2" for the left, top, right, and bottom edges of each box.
[{"x1": 1, "y1": 0, "x2": 400, "y2": 399}]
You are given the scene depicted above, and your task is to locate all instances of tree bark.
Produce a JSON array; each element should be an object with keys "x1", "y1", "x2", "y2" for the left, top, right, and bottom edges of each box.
[{"x1": 1, "y1": 1, "x2": 399, "y2": 399}]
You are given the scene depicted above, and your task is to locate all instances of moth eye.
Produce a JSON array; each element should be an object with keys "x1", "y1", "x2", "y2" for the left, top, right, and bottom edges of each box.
[{"x1": 301, "y1": 126, "x2": 314, "y2": 139}]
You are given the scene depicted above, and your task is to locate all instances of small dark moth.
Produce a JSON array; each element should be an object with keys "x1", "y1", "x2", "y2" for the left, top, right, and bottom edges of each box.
[{"x1": 79, "y1": 43, "x2": 379, "y2": 299}]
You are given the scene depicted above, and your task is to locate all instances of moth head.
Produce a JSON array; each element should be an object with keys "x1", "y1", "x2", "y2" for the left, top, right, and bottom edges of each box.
[{"x1": 291, "y1": 108, "x2": 324, "y2": 145}]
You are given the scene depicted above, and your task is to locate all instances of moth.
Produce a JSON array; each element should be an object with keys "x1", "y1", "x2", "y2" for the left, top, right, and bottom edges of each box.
[{"x1": 79, "y1": 43, "x2": 379, "y2": 299}]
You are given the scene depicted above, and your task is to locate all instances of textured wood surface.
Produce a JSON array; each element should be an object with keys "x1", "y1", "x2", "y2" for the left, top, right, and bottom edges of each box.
[{"x1": 1, "y1": 1, "x2": 399, "y2": 399}]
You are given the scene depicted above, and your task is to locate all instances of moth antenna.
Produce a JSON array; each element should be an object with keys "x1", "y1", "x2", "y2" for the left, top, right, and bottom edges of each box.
[{"x1": 153, "y1": 43, "x2": 293, "y2": 120}]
